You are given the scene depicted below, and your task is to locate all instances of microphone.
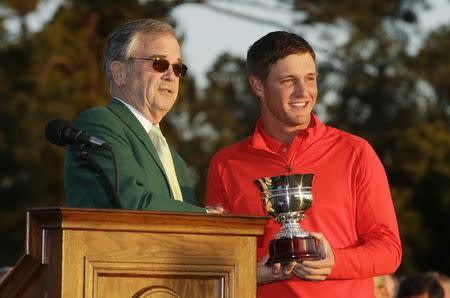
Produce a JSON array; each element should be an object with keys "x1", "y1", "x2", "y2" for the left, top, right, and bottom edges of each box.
[{"x1": 44, "y1": 119, "x2": 112, "y2": 150}]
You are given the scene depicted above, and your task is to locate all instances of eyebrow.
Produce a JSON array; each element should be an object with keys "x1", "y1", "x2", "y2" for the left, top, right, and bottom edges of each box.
[
  {"x1": 148, "y1": 54, "x2": 182, "y2": 63},
  {"x1": 278, "y1": 72, "x2": 318, "y2": 78}
]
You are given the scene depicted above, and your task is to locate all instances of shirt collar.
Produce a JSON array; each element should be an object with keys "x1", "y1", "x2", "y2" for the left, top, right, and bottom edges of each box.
[
  {"x1": 113, "y1": 97, "x2": 159, "y2": 132},
  {"x1": 258, "y1": 121, "x2": 284, "y2": 153},
  {"x1": 252, "y1": 113, "x2": 320, "y2": 151}
]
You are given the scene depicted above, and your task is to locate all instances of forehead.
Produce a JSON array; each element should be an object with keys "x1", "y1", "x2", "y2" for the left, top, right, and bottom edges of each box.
[
  {"x1": 268, "y1": 53, "x2": 316, "y2": 77},
  {"x1": 131, "y1": 33, "x2": 181, "y2": 56}
]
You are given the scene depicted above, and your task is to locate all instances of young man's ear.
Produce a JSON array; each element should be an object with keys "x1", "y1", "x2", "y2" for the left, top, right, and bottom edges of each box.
[
  {"x1": 111, "y1": 61, "x2": 127, "y2": 86},
  {"x1": 249, "y1": 76, "x2": 264, "y2": 98}
]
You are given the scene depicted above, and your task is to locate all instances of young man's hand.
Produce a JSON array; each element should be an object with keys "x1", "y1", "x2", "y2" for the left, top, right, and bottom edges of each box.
[{"x1": 293, "y1": 232, "x2": 335, "y2": 281}]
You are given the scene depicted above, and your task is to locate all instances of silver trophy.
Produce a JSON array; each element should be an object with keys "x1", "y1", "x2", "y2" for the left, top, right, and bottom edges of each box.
[{"x1": 255, "y1": 173, "x2": 320, "y2": 265}]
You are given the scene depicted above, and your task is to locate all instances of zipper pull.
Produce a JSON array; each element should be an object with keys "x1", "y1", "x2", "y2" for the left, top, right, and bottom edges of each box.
[{"x1": 287, "y1": 164, "x2": 292, "y2": 172}]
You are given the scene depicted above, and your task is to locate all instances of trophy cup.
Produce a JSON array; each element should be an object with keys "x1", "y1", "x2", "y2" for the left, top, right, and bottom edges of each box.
[{"x1": 255, "y1": 173, "x2": 321, "y2": 265}]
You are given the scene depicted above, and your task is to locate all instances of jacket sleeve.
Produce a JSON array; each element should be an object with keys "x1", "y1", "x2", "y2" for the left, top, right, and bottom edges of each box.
[
  {"x1": 64, "y1": 107, "x2": 205, "y2": 213},
  {"x1": 329, "y1": 142, "x2": 402, "y2": 279}
]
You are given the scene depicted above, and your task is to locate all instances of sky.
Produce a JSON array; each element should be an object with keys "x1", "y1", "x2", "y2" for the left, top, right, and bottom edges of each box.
[
  {"x1": 171, "y1": 2, "x2": 290, "y2": 88},
  {"x1": 171, "y1": 0, "x2": 450, "y2": 88},
  {"x1": 2, "y1": 0, "x2": 450, "y2": 89}
]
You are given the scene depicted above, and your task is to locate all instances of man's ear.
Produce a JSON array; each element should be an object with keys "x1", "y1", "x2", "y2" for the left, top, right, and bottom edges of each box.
[
  {"x1": 249, "y1": 76, "x2": 264, "y2": 98},
  {"x1": 111, "y1": 61, "x2": 127, "y2": 86}
]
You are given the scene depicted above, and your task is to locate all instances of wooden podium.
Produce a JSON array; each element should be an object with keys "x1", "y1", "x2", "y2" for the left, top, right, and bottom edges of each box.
[{"x1": 0, "y1": 208, "x2": 268, "y2": 298}]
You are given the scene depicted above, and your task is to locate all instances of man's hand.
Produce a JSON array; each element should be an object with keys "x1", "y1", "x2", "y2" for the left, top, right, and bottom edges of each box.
[
  {"x1": 205, "y1": 204, "x2": 226, "y2": 214},
  {"x1": 293, "y1": 232, "x2": 335, "y2": 281},
  {"x1": 257, "y1": 255, "x2": 296, "y2": 284}
]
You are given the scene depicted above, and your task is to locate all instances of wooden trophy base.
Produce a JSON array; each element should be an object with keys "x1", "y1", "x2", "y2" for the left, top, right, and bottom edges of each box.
[{"x1": 266, "y1": 236, "x2": 321, "y2": 265}]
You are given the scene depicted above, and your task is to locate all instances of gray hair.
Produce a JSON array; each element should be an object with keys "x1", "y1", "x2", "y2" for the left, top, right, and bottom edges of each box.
[{"x1": 103, "y1": 19, "x2": 177, "y2": 88}]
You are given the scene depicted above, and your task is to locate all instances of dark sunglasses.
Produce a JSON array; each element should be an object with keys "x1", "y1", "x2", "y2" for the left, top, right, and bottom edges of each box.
[{"x1": 128, "y1": 57, "x2": 188, "y2": 78}]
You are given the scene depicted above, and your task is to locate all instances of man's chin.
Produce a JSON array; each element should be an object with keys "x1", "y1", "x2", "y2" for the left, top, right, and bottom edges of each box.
[
  {"x1": 154, "y1": 99, "x2": 176, "y2": 109},
  {"x1": 288, "y1": 115, "x2": 311, "y2": 128}
]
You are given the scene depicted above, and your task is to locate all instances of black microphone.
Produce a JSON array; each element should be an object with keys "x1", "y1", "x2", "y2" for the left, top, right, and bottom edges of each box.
[{"x1": 44, "y1": 119, "x2": 112, "y2": 150}]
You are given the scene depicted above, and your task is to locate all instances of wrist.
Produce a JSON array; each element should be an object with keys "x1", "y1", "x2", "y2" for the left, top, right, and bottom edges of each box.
[{"x1": 257, "y1": 264, "x2": 279, "y2": 285}]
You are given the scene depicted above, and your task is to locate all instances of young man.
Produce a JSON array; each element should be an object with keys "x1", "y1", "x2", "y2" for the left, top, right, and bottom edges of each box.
[
  {"x1": 205, "y1": 31, "x2": 401, "y2": 297},
  {"x1": 65, "y1": 19, "x2": 221, "y2": 213}
]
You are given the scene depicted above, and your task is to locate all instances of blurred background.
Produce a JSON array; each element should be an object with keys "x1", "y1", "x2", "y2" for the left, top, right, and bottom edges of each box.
[{"x1": 0, "y1": 0, "x2": 449, "y2": 278}]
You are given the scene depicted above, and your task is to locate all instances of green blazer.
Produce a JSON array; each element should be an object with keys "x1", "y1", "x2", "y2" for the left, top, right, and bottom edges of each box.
[{"x1": 64, "y1": 99, "x2": 205, "y2": 213}]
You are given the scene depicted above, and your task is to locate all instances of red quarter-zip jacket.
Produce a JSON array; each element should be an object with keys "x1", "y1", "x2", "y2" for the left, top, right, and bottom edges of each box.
[{"x1": 205, "y1": 114, "x2": 401, "y2": 298}]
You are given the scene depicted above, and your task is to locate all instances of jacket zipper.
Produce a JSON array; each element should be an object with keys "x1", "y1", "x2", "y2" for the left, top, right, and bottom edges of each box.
[{"x1": 253, "y1": 144, "x2": 296, "y2": 174}]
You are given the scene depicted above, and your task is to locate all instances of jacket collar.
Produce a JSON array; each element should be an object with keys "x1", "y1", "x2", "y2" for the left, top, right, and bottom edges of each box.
[{"x1": 107, "y1": 98, "x2": 165, "y2": 172}]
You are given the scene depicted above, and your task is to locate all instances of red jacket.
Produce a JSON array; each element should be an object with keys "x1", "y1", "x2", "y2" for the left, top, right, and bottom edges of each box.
[{"x1": 205, "y1": 114, "x2": 401, "y2": 298}]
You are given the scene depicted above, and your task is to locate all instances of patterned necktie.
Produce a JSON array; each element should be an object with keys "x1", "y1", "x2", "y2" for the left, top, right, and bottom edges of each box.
[{"x1": 148, "y1": 126, "x2": 183, "y2": 201}]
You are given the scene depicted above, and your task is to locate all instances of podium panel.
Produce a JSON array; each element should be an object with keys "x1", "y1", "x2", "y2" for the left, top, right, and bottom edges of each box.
[{"x1": 0, "y1": 208, "x2": 268, "y2": 298}]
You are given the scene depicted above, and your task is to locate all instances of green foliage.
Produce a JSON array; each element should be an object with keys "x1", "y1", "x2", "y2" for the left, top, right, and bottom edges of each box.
[
  {"x1": 294, "y1": 0, "x2": 420, "y2": 27},
  {"x1": 387, "y1": 121, "x2": 450, "y2": 273},
  {"x1": 415, "y1": 25, "x2": 450, "y2": 109},
  {"x1": 390, "y1": 187, "x2": 427, "y2": 273},
  {"x1": 0, "y1": 0, "x2": 40, "y2": 16}
]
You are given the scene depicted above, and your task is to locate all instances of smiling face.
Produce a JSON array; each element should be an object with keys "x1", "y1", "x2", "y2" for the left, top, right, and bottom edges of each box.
[
  {"x1": 250, "y1": 53, "x2": 318, "y2": 141},
  {"x1": 111, "y1": 33, "x2": 182, "y2": 124}
]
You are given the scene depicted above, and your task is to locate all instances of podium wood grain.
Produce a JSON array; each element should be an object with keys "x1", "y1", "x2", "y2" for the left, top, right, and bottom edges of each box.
[{"x1": 0, "y1": 208, "x2": 268, "y2": 298}]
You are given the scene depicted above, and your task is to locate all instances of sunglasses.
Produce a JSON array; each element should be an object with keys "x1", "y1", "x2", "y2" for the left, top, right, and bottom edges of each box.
[{"x1": 128, "y1": 57, "x2": 188, "y2": 78}]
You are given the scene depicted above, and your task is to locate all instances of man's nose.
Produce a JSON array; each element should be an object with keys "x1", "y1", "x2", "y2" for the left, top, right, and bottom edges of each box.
[
  {"x1": 162, "y1": 65, "x2": 177, "y2": 81},
  {"x1": 293, "y1": 80, "x2": 306, "y2": 97}
]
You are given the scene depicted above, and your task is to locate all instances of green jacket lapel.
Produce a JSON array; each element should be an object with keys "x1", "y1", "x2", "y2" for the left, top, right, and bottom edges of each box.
[{"x1": 107, "y1": 99, "x2": 166, "y2": 174}]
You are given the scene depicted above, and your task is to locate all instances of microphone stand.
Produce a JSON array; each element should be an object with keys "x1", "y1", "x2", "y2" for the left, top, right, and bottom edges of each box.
[{"x1": 77, "y1": 145, "x2": 122, "y2": 209}]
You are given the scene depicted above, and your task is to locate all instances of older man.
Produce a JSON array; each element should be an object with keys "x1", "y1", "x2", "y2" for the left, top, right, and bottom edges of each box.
[{"x1": 65, "y1": 19, "x2": 217, "y2": 213}]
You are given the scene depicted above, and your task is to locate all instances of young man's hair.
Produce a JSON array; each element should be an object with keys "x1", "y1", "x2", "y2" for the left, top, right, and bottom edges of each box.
[{"x1": 246, "y1": 31, "x2": 316, "y2": 81}]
